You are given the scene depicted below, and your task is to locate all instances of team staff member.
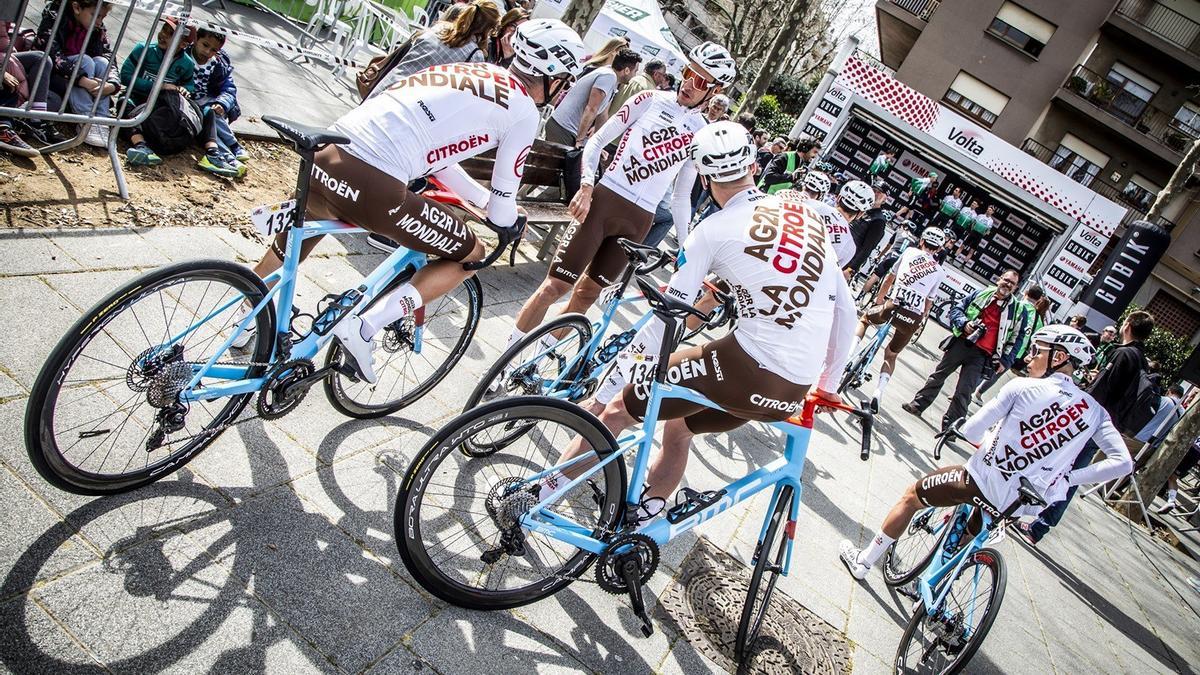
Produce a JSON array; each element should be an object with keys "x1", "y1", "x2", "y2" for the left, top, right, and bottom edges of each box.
[
  {"x1": 840, "y1": 325, "x2": 1132, "y2": 579},
  {"x1": 504, "y1": 42, "x2": 738, "y2": 354},
  {"x1": 544, "y1": 122, "x2": 856, "y2": 518},
  {"x1": 854, "y1": 227, "x2": 947, "y2": 411}
]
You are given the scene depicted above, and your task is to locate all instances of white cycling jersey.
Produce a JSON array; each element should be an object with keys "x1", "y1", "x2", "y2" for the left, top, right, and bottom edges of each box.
[
  {"x1": 328, "y1": 62, "x2": 539, "y2": 228},
  {"x1": 796, "y1": 196, "x2": 854, "y2": 268},
  {"x1": 597, "y1": 188, "x2": 856, "y2": 402},
  {"x1": 580, "y1": 90, "x2": 704, "y2": 241},
  {"x1": 888, "y1": 247, "x2": 944, "y2": 311},
  {"x1": 962, "y1": 373, "x2": 1132, "y2": 516}
]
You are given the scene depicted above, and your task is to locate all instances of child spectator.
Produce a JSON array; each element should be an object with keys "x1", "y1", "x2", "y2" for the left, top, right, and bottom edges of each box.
[
  {"x1": 189, "y1": 27, "x2": 248, "y2": 165},
  {"x1": 1, "y1": 57, "x2": 39, "y2": 157},
  {"x1": 119, "y1": 17, "x2": 196, "y2": 167},
  {"x1": 33, "y1": 0, "x2": 120, "y2": 148},
  {"x1": 1, "y1": 21, "x2": 69, "y2": 148}
]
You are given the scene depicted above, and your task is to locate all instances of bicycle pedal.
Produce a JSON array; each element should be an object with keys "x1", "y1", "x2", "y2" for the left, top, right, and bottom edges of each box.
[{"x1": 666, "y1": 487, "x2": 727, "y2": 524}]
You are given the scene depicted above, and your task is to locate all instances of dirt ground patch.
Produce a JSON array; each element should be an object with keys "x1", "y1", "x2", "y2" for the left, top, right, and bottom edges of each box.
[{"x1": 0, "y1": 138, "x2": 300, "y2": 237}]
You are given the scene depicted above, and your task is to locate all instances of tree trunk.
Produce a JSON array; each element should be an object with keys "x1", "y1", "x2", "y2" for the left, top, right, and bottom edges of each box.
[
  {"x1": 735, "y1": 0, "x2": 810, "y2": 116},
  {"x1": 561, "y1": 0, "x2": 606, "y2": 36},
  {"x1": 1117, "y1": 403, "x2": 1200, "y2": 521},
  {"x1": 1147, "y1": 137, "x2": 1200, "y2": 220}
]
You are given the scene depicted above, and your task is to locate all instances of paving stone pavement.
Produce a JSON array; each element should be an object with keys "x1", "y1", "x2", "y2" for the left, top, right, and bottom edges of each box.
[{"x1": 1, "y1": 225, "x2": 1198, "y2": 674}]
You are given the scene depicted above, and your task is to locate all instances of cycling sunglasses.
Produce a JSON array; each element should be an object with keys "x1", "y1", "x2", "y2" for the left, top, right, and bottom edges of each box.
[{"x1": 681, "y1": 65, "x2": 717, "y2": 92}]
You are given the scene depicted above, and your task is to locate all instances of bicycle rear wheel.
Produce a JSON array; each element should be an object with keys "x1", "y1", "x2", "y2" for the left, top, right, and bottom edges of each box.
[
  {"x1": 395, "y1": 397, "x2": 626, "y2": 610},
  {"x1": 25, "y1": 260, "x2": 275, "y2": 495},
  {"x1": 324, "y1": 276, "x2": 481, "y2": 418},
  {"x1": 735, "y1": 484, "x2": 794, "y2": 662},
  {"x1": 882, "y1": 506, "x2": 953, "y2": 586},
  {"x1": 894, "y1": 548, "x2": 1006, "y2": 675}
]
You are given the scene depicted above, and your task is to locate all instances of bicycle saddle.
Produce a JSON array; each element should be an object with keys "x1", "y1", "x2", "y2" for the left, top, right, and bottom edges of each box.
[
  {"x1": 636, "y1": 277, "x2": 709, "y2": 322},
  {"x1": 263, "y1": 115, "x2": 350, "y2": 152},
  {"x1": 1016, "y1": 476, "x2": 1047, "y2": 508}
]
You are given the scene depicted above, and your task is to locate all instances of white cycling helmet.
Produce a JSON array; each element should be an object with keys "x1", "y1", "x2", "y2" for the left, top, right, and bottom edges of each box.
[
  {"x1": 1032, "y1": 325, "x2": 1095, "y2": 367},
  {"x1": 920, "y1": 226, "x2": 947, "y2": 248},
  {"x1": 690, "y1": 121, "x2": 756, "y2": 182},
  {"x1": 511, "y1": 19, "x2": 587, "y2": 80},
  {"x1": 838, "y1": 179, "x2": 874, "y2": 212},
  {"x1": 687, "y1": 41, "x2": 736, "y2": 87},
  {"x1": 802, "y1": 171, "x2": 832, "y2": 196}
]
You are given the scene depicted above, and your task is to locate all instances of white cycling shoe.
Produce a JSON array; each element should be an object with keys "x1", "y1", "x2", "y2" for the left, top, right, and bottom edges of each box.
[
  {"x1": 229, "y1": 304, "x2": 255, "y2": 350},
  {"x1": 838, "y1": 540, "x2": 870, "y2": 580},
  {"x1": 332, "y1": 314, "x2": 378, "y2": 384}
]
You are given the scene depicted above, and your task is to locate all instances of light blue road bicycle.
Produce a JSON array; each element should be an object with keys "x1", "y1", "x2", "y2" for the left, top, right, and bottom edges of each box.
[
  {"x1": 838, "y1": 315, "x2": 894, "y2": 396},
  {"x1": 25, "y1": 116, "x2": 521, "y2": 495},
  {"x1": 395, "y1": 279, "x2": 874, "y2": 663},
  {"x1": 881, "y1": 474, "x2": 1047, "y2": 674}
]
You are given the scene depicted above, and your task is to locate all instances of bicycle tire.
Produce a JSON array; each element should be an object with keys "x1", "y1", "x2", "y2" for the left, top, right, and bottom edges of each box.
[
  {"x1": 894, "y1": 548, "x2": 1006, "y2": 675},
  {"x1": 882, "y1": 506, "x2": 952, "y2": 587},
  {"x1": 323, "y1": 276, "x2": 481, "y2": 419},
  {"x1": 837, "y1": 351, "x2": 866, "y2": 395},
  {"x1": 25, "y1": 260, "x2": 275, "y2": 495},
  {"x1": 735, "y1": 484, "x2": 794, "y2": 663},
  {"x1": 395, "y1": 397, "x2": 626, "y2": 610}
]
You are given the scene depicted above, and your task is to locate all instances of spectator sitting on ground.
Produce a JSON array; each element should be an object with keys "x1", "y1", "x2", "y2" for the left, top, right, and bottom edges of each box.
[
  {"x1": 544, "y1": 47, "x2": 639, "y2": 148},
  {"x1": 486, "y1": 8, "x2": 528, "y2": 68},
  {"x1": 34, "y1": 0, "x2": 120, "y2": 148},
  {"x1": 0, "y1": 50, "x2": 39, "y2": 157},
  {"x1": 606, "y1": 57, "x2": 664, "y2": 116},
  {"x1": 1, "y1": 20, "x2": 69, "y2": 151},
  {"x1": 189, "y1": 27, "x2": 248, "y2": 166},
  {"x1": 369, "y1": 0, "x2": 501, "y2": 99}
]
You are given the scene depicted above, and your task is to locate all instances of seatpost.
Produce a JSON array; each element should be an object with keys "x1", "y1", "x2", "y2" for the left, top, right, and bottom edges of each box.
[
  {"x1": 292, "y1": 149, "x2": 317, "y2": 228},
  {"x1": 654, "y1": 316, "x2": 678, "y2": 383}
]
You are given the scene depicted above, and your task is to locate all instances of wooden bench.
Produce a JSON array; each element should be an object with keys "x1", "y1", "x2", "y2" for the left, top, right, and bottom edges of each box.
[{"x1": 462, "y1": 139, "x2": 574, "y2": 261}]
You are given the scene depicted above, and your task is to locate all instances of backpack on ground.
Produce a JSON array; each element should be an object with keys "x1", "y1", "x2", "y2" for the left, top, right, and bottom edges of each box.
[{"x1": 136, "y1": 90, "x2": 203, "y2": 155}]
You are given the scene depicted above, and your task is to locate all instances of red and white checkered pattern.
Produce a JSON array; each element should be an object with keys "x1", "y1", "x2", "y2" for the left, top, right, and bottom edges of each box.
[
  {"x1": 836, "y1": 58, "x2": 940, "y2": 132},
  {"x1": 985, "y1": 160, "x2": 1117, "y2": 237}
]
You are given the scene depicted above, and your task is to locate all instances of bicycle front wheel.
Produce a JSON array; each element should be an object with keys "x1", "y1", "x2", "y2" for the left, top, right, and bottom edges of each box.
[
  {"x1": 25, "y1": 260, "x2": 275, "y2": 495},
  {"x1": 395, "y1": 397, "x2": 625, "y2": 610},
  {"x1": 324, "y1": 276, "x2": 481, "y2": 418},
  {"x1": 894, "y1": 548, "x2": 1006, "y2": 675},
  {"x1": 883, "y1": 506, "x2": 953, "y2": 586},
  {"x1": 735, "y1": 484, "x2": 794, "y2": 663}
]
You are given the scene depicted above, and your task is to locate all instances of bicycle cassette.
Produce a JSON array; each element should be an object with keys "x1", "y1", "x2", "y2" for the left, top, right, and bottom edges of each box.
[{"x1": 596, "y1": 533, "x2": 658, "y2": 594}]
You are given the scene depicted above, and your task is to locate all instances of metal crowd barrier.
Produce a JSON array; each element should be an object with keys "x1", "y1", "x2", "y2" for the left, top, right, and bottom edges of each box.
[{"x1": 1, "y1": 0, "x2": 193, "y2": 198}]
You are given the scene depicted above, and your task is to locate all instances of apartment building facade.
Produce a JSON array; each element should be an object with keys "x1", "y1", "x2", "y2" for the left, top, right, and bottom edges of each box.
[{"x1": 876, "y1": 0, "x2": 1200, "y2": 345}]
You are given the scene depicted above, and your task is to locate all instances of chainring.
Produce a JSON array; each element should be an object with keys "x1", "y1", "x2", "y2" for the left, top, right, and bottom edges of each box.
[
  {"x1": 255, "y1": 358, "x2": 316, "y2": 420},
  {"x1": 595, "y1": 533, "x2": 659, "y2": 594}
]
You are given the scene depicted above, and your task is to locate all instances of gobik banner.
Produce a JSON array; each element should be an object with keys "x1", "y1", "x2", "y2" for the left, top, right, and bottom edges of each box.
[{"x1": 1076, "y1": 220, "x2": 1173, "y2": 324}]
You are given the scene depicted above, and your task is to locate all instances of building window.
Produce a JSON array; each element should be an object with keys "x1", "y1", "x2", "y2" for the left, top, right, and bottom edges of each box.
[
  {"x1": 987, "y1": 2, "x2": 1055, "y2": 57},
  {"x1": 1122, "y1": 174, "x2": 1160, "y2": 211},
  {"x1": 1173, "y1": 102, "x2": 1200, "y2": 136},
  {"x1": 943, "y1": 72, "x2": 1009, "y2": 127},
  {"x1": 1049, "y1": 134, "x2": 1108, "y2": 187},
  {"x1": 1146, "y1": 291, "x2": 1200, "y2": 341},
  {"x1": 1104, "y1": 63, "x2": 1159, "y2": 124}
]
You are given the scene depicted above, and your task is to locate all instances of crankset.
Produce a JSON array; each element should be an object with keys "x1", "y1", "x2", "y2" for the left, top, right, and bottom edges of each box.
[{"x1": 596, "y1": 533, "x2": 659, "y2": 637}]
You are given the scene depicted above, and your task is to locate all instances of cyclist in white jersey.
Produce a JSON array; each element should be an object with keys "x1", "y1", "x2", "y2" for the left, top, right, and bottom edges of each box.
[
  {"x1": 238, "y1": 20, "x2": 587, "y2": 381},
  {"x1": 504, "y1": 42, "x2": 738, "y2": 354},
  {"x1": 798, "y1": 170, "x2": 831, "y2": 202},
  {"x1": 839, "y1": 325, "x2": 1133, "y2": 580},
  {"x1": 546, "y1": 122, "x2": 856, "y2": 514},
  {"x1": 855, "y1": 226, "x2": 947, "y2": 411},
  {"x1": 787, "y1": 179, "x2": 872, "y2": 271}
]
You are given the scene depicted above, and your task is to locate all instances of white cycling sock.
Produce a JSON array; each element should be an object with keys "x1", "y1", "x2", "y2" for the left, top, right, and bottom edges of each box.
[
  {"x1": 536, "y1": 333, "x2": 560, "y2": 353},
  {"x1": 505, "y1": 327, "x2": 527, "y2": 353},
  {"x1": 874, "y1": 372, "x2": 891, "y2": 399},
  {"x1": 1167, "y1": 489, "x2": 1178, "y2": 505},
  {"x1": 359, "y1": 283, "x2": 423, "y2": 338},
  {"x1": 594, "y1": 370, "x2": 625, "y2": 404},
  {"x1": 537, "y1": 471, "x2": 567, "y2": 502},
  {"x1": 859, "y1": 531, "x2": 896, "y2": 568}
]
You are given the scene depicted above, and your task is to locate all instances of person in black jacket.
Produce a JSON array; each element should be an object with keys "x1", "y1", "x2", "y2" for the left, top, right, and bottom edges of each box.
[
  {"x1": 759, "y1": 138, "x2": 820, "y2": 193},
  {"x1": 845, "y1": 181, "x2": 889, "y2": 274},
  {"x1": 1019, "y1": 310, "x2": 1154, "y2": 545}
]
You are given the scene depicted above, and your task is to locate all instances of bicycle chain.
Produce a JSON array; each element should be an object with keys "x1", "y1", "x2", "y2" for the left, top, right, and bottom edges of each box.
[{"x1": 145, "y1": 358, "x2": 286, "y2": 449}]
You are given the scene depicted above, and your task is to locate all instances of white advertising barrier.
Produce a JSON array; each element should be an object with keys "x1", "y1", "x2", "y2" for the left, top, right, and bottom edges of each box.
[
  {"x1": 533, "y1": 0, "x2": 687, "y2": 74},
  {"x1": 826, "y1": 57, "x2": 1126, "y2": 238}
]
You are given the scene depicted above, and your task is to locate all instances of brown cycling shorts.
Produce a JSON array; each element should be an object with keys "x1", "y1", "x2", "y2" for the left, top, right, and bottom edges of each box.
[
  {"x1": 549, "y1": 184, "x2": 653, "y2": 286},
  {"x1": 864, "y1": 301, "x2": 924, "y2": 352},
  {"x1": 621, "y1": 333, "x2": 811, "y2": 434},
  {"x1": 272, "y1": 144, "x2": 478, "y2": 262},
  {"x1": 914, "y1": 465, "x2": 1003, "y2": 534}
]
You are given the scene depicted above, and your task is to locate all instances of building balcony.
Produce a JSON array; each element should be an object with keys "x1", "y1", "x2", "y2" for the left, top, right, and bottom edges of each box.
[
  {"x1": 874, "y1": 0, "x2": 940, "y2": 70},
  {"x1": 1109, "y1": 0, "x2": 1200, "y2": 71},
  {"x1": 1053, "y1": 65, "x2": 1197, "y2": 164}
]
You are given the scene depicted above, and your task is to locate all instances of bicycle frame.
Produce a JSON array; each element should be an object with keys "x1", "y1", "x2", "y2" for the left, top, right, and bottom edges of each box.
[
  {"x1": 915, "y1": 504, "x2": 999, "y2": 634},
  {"x1": 162, "y1": 219, "x2": 430, "y2": 403},
  {"x1": 517, "y1": 383, "x2": 847, "y2": 577}
]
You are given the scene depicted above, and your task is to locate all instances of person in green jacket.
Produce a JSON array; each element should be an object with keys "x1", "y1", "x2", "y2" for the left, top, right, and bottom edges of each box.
[
  {"x1": 120, "y1": 17, "x2": 196, "y2": 106},
  {"x1": 973, "y1": 284, "x2": 1045, "y2": 401}
]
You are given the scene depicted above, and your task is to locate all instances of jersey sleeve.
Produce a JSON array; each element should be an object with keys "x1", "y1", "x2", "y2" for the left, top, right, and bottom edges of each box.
[
  {"x1": 816, "y1": 273, "x2": 856, "y2": 391},
  {"x1": 580, "y1": 90, "x2": 653, "y2": 185},
  {"x1": 1066, "y1": 414, "x2": 1133, "y2": 487},
  {"x1": 960, "y1": 379, "x2": 1020, "y2": 443},
  {"x1": 431, "y1": 165, "x2": 491, "y2": 210},
  {"x1": 670, "y1": 159, "x2": 699, "y2": 242},
  {"x1": 484, "y1": 106, "x2": 539, "y2": 227}
]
